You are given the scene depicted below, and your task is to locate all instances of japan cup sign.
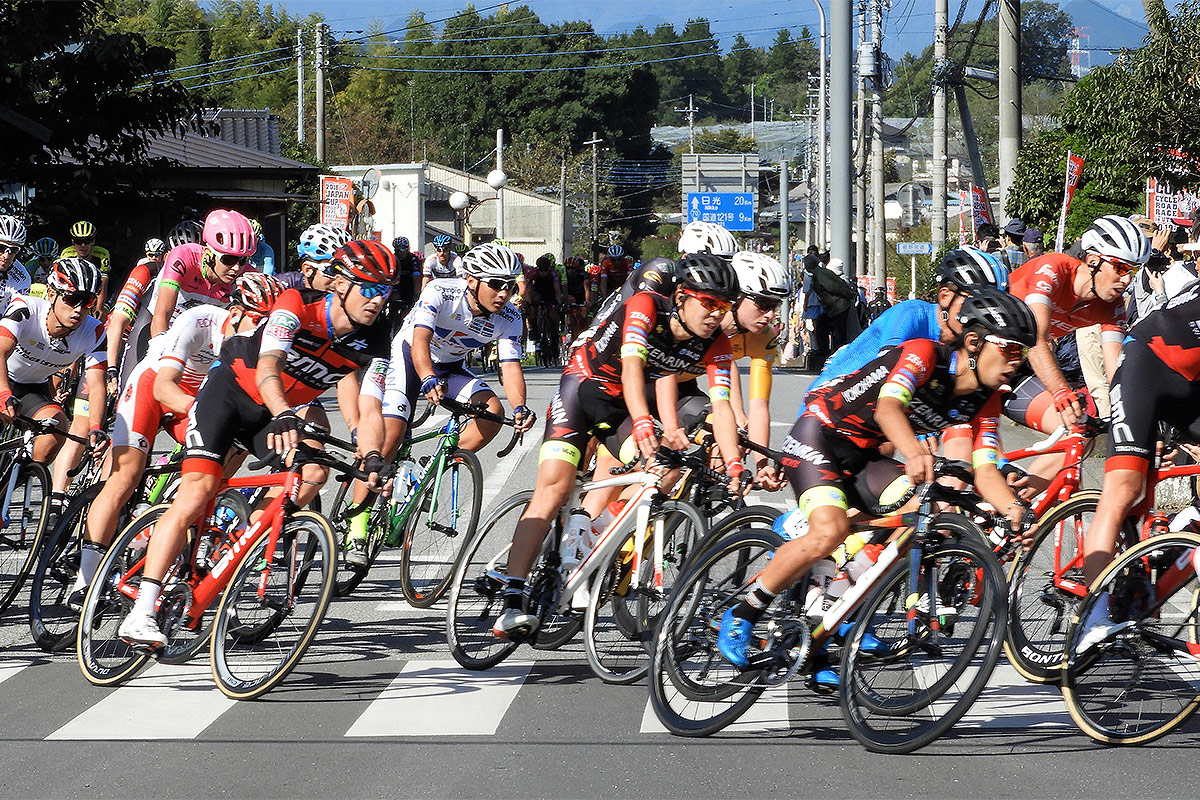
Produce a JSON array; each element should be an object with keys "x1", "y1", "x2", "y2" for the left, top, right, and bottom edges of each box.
[{"x1": 320, "y1": 176, "x2": 355, "y2": 231}]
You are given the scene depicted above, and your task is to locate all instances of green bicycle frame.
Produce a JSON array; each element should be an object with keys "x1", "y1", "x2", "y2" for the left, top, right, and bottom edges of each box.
[{"x1": 382, "y1": 415, "x2": 468, "y2": 546}]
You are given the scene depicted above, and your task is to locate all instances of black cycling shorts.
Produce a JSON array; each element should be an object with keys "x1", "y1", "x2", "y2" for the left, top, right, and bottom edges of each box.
[
  {"x1": 181, "y1": 365, "x2": 276, "y2": 476},
  {"x1": 540, "y1": 371, "x2": 631, "y2": 467},
  {"x1": 1107, "y1": 338, "x2": 1200, "y2": 471},
  {"x1": 603, "y1": 378, "x2": 712, "y2": 462},
  {"x1": 12, "y1": 380, "x2": 61, "y2": 419}
]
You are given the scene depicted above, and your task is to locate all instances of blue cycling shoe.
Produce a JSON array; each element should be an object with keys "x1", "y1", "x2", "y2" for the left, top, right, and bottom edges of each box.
[
  {"x1": 716, "y1": 608, "x2": 754, "y2": 667},
  {"x1": 813, "y1": 667, "x2": 839, "y2": 692},
  {"x1": 837, "y1": 620, "x2": 890, "y2": 657}
]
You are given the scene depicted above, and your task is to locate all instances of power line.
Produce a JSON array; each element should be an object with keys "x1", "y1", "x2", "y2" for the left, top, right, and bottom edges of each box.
[
  {"x1": 357, "y1": 36, "x2": 721, "y2": 61},
  {"x1": 149, "y1": 47, "x2": 292, "y2": 77},
  {"x1": 353, "y1": 47, "x2": 749, "y2": 76}
]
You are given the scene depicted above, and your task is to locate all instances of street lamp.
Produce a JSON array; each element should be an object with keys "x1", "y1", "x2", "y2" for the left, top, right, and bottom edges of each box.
[
  {"x1": 487, "y1": 168, "x2": 508, "y2": 240},
  {"x1": 450, "y1": 190, "x2": 498, "y2": 247}
]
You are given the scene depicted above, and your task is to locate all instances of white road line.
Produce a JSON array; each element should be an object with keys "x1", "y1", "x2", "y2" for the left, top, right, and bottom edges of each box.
[
  {"x1": 959, "y1": 662, "x2": 1070, "y2": 728},
  {"x1": 640, "y1": 682, "x2": 790, "y2": 734},
  {"x1": 47, "y1": 663, "x2": 236, "y2": 740},
  {"x1": 0, "y1": 660, "x2": 27, "y2": 686},
  {"x1": 345, "y1": 659, "x2": 532, "y2": 737}
]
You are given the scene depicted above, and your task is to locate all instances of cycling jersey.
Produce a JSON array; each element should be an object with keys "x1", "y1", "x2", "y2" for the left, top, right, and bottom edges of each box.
[
  {"x1": 590, "y1": 257, "x2": 677, "y2": 333},
  {"x1": 222, "y1": 288, "x2": 390, "y2": 407},
  {"x1": 1127, "y1": 280, "x2": 1200, "y2": 380},
  {"x1": 530, "y1": 268, "x2": 560, "y2": 303},
  {"x1": 0, "y1": 261, "x2": 33, "y2": 304},
  {"x1": 111, "y1": 261, "x2": 160, "y2": 385},
  {"x1": 564, "y1": 268, "x2": 587, "y2": 304},
  {"x1": 249, "y1": 239, "x2": 275, "y2": 275},
  {"x1": 802, "y1": 339, "x2": 1001, "y2": 466},
  {"x1": 147, "y1": 243, "x2": 236, "y2": 329},
  {"x1": 59, "y1": 245, "x2": 110, "y2": 274},
  {"x1": 681, "y1": 328, "x2": 778, "y2": 401},
  {"x1": 394, "y1": 251, "x2": 422, "y2": 309},
  {"x1": 0, "y1": 295, "x2": 105, "y2": 383},
  {"x1": 587, "y1": 257, "x2": 632, "y2": 293},
  {"x1": 422, "y1": 253, "x2": 464, "y2": 281},
  {"x1": 1009, "y1": 252, "x2": 1125, "y2": 344},
  {"x1": 396, "y1": 279, "x2": 523, "y2": 364},
  {"x1": 809, "y1": 299, "x2": 940, "y2": 395}
]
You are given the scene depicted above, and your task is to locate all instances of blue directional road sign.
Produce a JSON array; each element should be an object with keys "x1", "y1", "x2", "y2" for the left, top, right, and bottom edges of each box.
[{"x1": 687, "y1": 192, "x2": 755, "y2": 231}]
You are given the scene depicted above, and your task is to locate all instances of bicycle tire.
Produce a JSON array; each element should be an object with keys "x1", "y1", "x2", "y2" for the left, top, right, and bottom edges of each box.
[
  {"x1": 840, "y1": 520, "x2": 1006, "y2": 754},
  {"x1": 0, "y1": 461, "x2": 51, "y2": 616},
  {"x1": 689, "y1": 505, "x2": 782, "y2": 561},
  {"x1": 28, "y1": 483, "x2": 103, "y2": 652},
  {"x1": 209, "y1": 510, "x2": 336, "y2": 700},
  {"x1": 401, "y1": 449, "x2": 483, "y2": 607},
  {"x1": 1004, "y1": 491, "x2": 1137, "y2": 684},
  {"x1": 1061, "y1": 532, "x2": 1200, "y2": 745},
  {"x1": 648, "y1": 527, "x2": 783, "y2": 736},
  {"x1": 330, "y1": 477, "x2": 387, "y2": 598}
]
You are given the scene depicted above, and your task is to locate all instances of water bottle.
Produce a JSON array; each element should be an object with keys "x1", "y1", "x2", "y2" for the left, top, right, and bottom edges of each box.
[
  {"x1": 396, "y1": 459, "x2": 419, "y2": 504},
  {"x1": 843, "y1": 543, "x2": 884, "y2": 583},
  {"x1": 559, "y1": 508, "x2": 591, "y2": 571},
  {"x1": 591, "y1": 500, "x2": 625, "y2": 538},
  {"x1": 772, "y1": 508, "x2": 809, "y2": 541},
  {"x1": 805, "y1": 558, "x2": 837, "y2": 621}
]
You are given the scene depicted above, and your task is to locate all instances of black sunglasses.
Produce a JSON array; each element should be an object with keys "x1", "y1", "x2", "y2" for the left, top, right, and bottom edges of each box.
[
  {"x1": 218, "y1": 253, "x2": 250, "y2": 267},
  {"x1": 484, "y1": 278, "x2": 518, "y2": 293},
  {"x1": 72, "y1": 238, "x2": 94, "y2": 245},
  {"x1": 60, "y1": 291, "x2": 97, "y2": 308},
  {"x1": 749, "y1": 296, "x2": 781, "y2": 313},
  {"x1": 0, "y1": 244, "x2": 18, "y2": 255}
]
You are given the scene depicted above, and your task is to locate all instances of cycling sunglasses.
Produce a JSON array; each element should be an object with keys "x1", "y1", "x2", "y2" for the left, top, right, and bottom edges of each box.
[
  {"x1": 984, "y1": 334, "x2": 1028, "y2": 361},
  {"x1": 1105, "y1": 257, "x2": 1139, "y2": 277},
  {"x1": 749, "y1": 295, "x2": 782, "y2": 313},
  {"x1": 60, "y1": 291, "x2": 97, "y2": 309},
  {"x1": 72, "y1": 237, "x2": 94, "y2": 246},
  {"x1": 218, "y1": 253, "x2": 250, "y2": 267},
  {"x1": 683, "y1": 289, "x2": 732, "y2": 316},
  {"x1": 354, "y1": 280, "x2": 392, "y2": 300},
  {"x1": 483, "y1": 278, "x2": 518, "y2": 293},
  {"x1": 0, "y1": 244, "x2": 18, "y2": 255}
]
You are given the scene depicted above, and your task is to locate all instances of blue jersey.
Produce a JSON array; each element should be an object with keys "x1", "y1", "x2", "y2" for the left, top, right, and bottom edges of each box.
[{"x1": 805, "y1": 299, "x2": 941, "y2": 405}]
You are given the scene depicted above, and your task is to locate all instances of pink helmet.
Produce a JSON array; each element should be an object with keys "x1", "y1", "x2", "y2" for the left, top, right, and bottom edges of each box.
[{"x1": 202, "y1": 209, "x2": 257, "y2": 257}]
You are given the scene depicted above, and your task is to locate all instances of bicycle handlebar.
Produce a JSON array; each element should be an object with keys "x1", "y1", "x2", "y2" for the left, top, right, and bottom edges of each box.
[{"x1": 436, "y1": 395, "x2": 526, "y2": 457}]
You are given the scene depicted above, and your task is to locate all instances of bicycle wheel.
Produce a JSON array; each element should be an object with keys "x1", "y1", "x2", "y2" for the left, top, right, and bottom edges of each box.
[
  {"x1": 330, "y1": 477, "x2": 387, "y2": 598},
  {"x1": 691, "y1": 505, "x2": 782, "y2": 560},
  {"x1": 840, "y1": 520, "x2": 1006, "y2": 754},
  {"x1": 210, "y1": 510, "x2": 336, "y2": 700},
  {"x1": 1061, "y1": 532, "x2": 1200, "y2": 745},
  {"x1": 1004, "y1": 491, "x2": 1137, "y2": 684},
  {"x1": 585, "y1": 500, "x2": 708, "y2": 684},
  {"x1": 400, "y1": 449, "x2": 482, "y2": 607},
  {"x1": 28, "y1": 483, "x2": 103, "y2": 652},
  {"x1": 648, "y1": 527, "x2": 786, "y2": 736},
  {"x1": 446, "y1": 491, "x2": 528, "y2": 669},
  {"x1": 0, "y1": 461, "x2": 51, "y2": 616}
]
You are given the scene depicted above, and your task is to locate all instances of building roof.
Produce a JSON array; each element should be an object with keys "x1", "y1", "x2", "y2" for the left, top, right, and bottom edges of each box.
[{"x1": 145, "y1": 130, "x2": 314, "y2": 170}]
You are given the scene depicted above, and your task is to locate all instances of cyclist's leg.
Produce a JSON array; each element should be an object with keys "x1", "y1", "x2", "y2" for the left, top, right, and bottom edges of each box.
[
  {"x1": 444, "y1": 370, "x2": 501, "y2": 451},
  {"x1": 1002, "y1": 373, "x2": 1097, "y2": 490},
  {"x1": 50, "y1": 390, "x2": 91, "y2": 495},
  {"x1": 14, "y1": 383, "x2": 68, "y2": 465}
]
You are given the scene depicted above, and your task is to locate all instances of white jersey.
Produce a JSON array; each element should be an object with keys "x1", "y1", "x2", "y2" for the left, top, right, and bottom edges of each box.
[
  {"x1": 422, "y1": 253, "x2": 464, "y2": 280},
  {"x1": 147, "y1": 305, "x2": 235, "y2": 392},
  {"x1": 0, "y1": 261, "x2": 32, "y2": 305},
  {"x1": 397, "y1": 279, "x2": 523, "y2": 364},
  {"x1": 0, "y1": 295, "x2": 104, "y2": 384}
]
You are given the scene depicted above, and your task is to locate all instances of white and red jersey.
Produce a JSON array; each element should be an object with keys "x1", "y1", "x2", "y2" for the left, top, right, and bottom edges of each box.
[
  {"x1": 0, "y1": 261, "x2": 32, "y2": 306},
  {"x1": 0, "y1": 295, "x2": 104, "y2": 383},
  {"x1": 147, "y1": 304, "x2": 238, "y2": 392},
  {"x1": 147, "y1": 243, "x2": 239, "y2": 328},
  {"x1": 421, "y1": 252, "x2": 464, "y2": 280}
]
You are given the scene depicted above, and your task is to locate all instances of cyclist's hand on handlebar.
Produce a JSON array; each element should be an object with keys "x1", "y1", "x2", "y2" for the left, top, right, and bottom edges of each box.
[
  {"x1": 361, "y1": 450, "x2": 394, "y2": 495},
  {"x1": 661, "y1": 425, "x2": 689, "y2": 452},
  {"x1": 726, "y1": 460, "x2": 746, "y2": 497},
  {"x1": 904, "y1": 451, "x2": 936, "y2": 486},
  {"x1": 88, "y1": 428, "x2": 110, "y2": 459},
  {"x1": 264, "y1": 409, "x2": 302, "y2": 458},
  {"x1": 512, "y1": 404, "x2": 537, "y2": 433},
  {"x1": 1053, "y1": 387, "x2": 1083, "y2": 427},
  {"x1": 420, "y1": 375, "x2": 444, "y2": 405},
  {"x1": 754, "y1": 462, "x2": 785, "y2": 491},
  {"x1": 0, "y1": 391, "x2": 18, "y2": 427},
  {"x1": 1005, "y1": 502, "x2": 1038, "y2": 550},
  {"x1": 631, "y1": 415, "x2": 658, "y2": 460}
]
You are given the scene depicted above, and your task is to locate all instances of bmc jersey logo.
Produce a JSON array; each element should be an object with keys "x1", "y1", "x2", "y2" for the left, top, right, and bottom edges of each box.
[{"x1": 287, "y1": 352, "x2": 341, "y2": 387}]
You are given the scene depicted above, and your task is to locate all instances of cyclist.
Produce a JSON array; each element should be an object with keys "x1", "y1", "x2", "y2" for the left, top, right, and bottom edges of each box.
[
  {"x1": 529, "y1": 254, "x2": 564, "y2": 365},
  {"x1": 588, "y1": 244, "x2": 632, "y2": 300},
  {"x1": 344, "y1": 242, "x2": 538, "y2": 567},
  {"x1": 27, "y1": 237, "x2": 58, "y2": 294},
  {"x1": 276, "y1": 223, "x2": 351, "y2": 293},
  {"x1": 117, "y1": 240, "x2": 398, "y2": 648},
  {"x1": 106, "y1": 237, "x2": 169, "y2": 392},
  {"x1": 59, "y1": 221, "x2": 111, "y2": 308},
  {"x1": 716, "y1": 289, "x2": 1039, "y2": 679},
  {"x1": 0, "y1": 258, "x2": 106, "y2": 466},
  {"x1": 391, "y1": 236, "x2": 422, "y2": 315},
  {"x1": 421, "y1": 234, "x2": 463, "y2": 289},
  {"x1": 0, "y1": 215, "x2": 31, "y2": 303},
  {"x1": 492, "y1": 253, "x2": 745, "y2": 639},
  {"x1": 71, "y1": 273, "x2": 285, "y2": 610},
  {"x1": 247, "y1": 218, "x2": 276, "y2": 275},
  {"x1": 148, "y1": 209, "x2": 256, "y2": 338}
]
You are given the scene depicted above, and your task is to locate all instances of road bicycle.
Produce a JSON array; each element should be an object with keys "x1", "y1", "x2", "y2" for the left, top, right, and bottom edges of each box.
[
  {"x1": 445, "y1": 446, "x2": 717, "y2": 682},
  {"x1": 0, "y1": 417, "x2": 87, "y2": 618},
  {"x1": 1060, "y1": 530, "x2": 1200, "y2": 744},
  {"x1": 330, "y1": 396, "x2": 519, "y2": 606},
  {"x1": 648, "y1": 458, "x2": 1008, "y2": 754},
  {"x1": 28, "y1": 445, "x2": 186, "y2": 651},
  {"x1": 1005, "y1": 420, "x2": 1200, "y2": 683},
  {"x1": 76, "y1": 424, "x2": 371, "y2": 700}
]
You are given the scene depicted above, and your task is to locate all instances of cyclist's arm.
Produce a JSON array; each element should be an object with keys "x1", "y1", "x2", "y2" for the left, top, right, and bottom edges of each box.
[
  {"x1": 654, "y1": 376, "x2": 682, "y2": 436},
  {"x1": 356, "y1": 359, "x2": 388, "y2": 466},
  {"x1": 704, "y1": 350, "x2": 742, "y2": 485},
  {"x1": 874, "y1": 340, "x2": 939, "y2": 484},
  {"x1": 1024, "y1": 301, "x2": 1070, "y2": 395},
  {"x1": 0, "y1": 334, "x2": 16, "y2": 400},
  {"x1": 1101, "y1": 333, "x2": 1122, "y2": 384},
  {"x1": 104, "y1": 312, "x2": 130, "y2": 379},
  {"x1": 968, "y1": 395, "x2": 1029, "y2": 532},
  {"x1": 150, "y1": 281, "x2": 179, "y2": 338},
  {"x1": 727, "y1": 360, "x2": 748, "y2": 430},
  {"x1": 410, "y1": 325, "x2": 437, "y2": 392},
  {"x1": 747, "y1": 348, "x2": 775, "y2": 470},
  {"x1": 152, "y1": 364, "x2": 194, "y2": 416},
  {"x1": 85, "y1": 364, "x2": 106, "y2": 433},
  {"x1": 498, "y1": 360, "x2": 527, "y2": 409}
]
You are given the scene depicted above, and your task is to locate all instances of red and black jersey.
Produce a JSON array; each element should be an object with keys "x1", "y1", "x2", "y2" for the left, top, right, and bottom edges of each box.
[
  {"x1": 1129, "y1": 280, "x2": 1200, "y2": 380},
  {"x1": 221, "y1": 288, "x2": 390, "y2": 406},
  {"x1": 566, "y1": 290, "x2": 732, "y2": 397},
  {"x1": 804, "y1": 339, "x2": 1002, "y2": 453}
]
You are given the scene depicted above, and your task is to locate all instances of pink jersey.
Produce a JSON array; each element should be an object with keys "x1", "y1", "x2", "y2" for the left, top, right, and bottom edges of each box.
[{"x1": 148, "y1": 243, "x2": 238, "y2": 327}]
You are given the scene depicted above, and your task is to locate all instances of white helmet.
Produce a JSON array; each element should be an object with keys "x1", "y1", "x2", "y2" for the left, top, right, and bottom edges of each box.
[
  {"x1": 678, "y1": 221, "x2": 738, "y2": 257},
  {"x1": 463, "y1": 241, "x2": 522, "y2": 279},
  {"x1": 297, "y1": 223, "x2": 351, "y2": 263},
  {"x1": 0, "y1": 215, "x2": 28, "y2": 246},
  {"x1": 144, "y1": 238, "x2": 167, "y2": 257},
  {"x1": 731, "y1": 251, "x2": 790, "y2": 298},
  {"x1": 1080, "y1": 215, "x2": 1151, "y2": 265}
]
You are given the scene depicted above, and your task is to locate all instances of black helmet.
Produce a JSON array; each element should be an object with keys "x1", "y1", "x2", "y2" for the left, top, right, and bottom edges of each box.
[
  {"x1": 937, "y1": 246, "x2": 1009, "y2": 291},
  {"x1": 676, "y1": 252, "x2": 739, "y2": 300},
  {"x1": 955, "y1": 286, "x2": 1037, "y2": 348}
]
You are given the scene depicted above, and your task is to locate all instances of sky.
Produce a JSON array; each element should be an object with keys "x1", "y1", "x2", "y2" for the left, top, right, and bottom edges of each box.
[{"x1": 233, "y1": 0, "x2": 1153, "y2": 57}]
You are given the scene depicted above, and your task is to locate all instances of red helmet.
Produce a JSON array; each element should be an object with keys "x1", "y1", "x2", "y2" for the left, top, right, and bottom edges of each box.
[
  {"x1": 202, "y1": 209, "x2": 257, "y2": 257},
  {"x1": 331, "y1": 239, "x2": 397, "y2": 284},
  {"x1": 232, "y1": 272, "x2": 285, "y2": 316}
]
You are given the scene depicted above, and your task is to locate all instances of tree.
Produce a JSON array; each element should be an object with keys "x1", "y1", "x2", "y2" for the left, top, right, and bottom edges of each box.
[{"x1": 723, "y1": 34, "x2": 761, "y2": 109}]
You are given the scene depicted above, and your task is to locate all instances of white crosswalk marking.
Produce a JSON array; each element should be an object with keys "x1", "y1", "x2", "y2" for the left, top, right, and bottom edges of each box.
[
  {"x1": 345, "y1": 659, "x2": 533, "y2": 737},
  {"x1": 47, "y1": 663, "x2": 237, "y2": 740},
  {"x1": 959, "y1": 662, "x2": 1070, "y2": 728},
  {"x1": 639, "y1": 682, "x2": 791, "y2": 734},
  {"x1": 0, "y1": 660, "x2": 28, "y2": 686}
]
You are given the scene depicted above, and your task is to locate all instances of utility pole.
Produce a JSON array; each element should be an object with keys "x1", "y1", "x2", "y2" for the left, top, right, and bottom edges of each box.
[
  {"x1": 998, "y1": 0, "x2": 1022, "y2": 215},
  {"x1": 296, "y1": 28, "x2": 304, "y2": 144},
  {"x1": 870, "y1": 0, "x2": 886, "y2": 284},
  {"x1": 495, "y1": 128, "x2": 505, "y2": 240},
  {"x1": 855, "y1": 3, "x2": 868, "y2": 277},
  {"x1": 806, "y1": 93, "x2": 816, "y2": 247},
  {"x1": 560, "y1": 157, "x2": 568, "y2": 264},
  {"x1": 675, "y1": 94, "x2": 698, "y2": 154},
  {"x1": 810, "y1": 0, "x2": 828, "y2": 251},
  {"x1": 830, "y1": 0, "x2": 853, "y2": 276},
  {"x1": 779, "y1": 160, "x2": 790, "y2": 265},
  {"x1": 585, "y1": 132, "x2": 601, "y2": 259},
  {"x1": 749, "y1": 81, "x2": 756, "y2": 141},
  {"x1": 315, "y1": 24, "x2": 325, "y2": 163},
  {"x1": 932, "y1": 0, "x2": 948, "y2": 250}
]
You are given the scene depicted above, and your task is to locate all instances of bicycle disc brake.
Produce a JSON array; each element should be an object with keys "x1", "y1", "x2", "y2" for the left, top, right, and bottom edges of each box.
[{"x1": 758, "y1": 615, "x2": 811, "y2": 686}]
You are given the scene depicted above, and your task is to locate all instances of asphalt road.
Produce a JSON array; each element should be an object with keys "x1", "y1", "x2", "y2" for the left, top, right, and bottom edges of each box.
[{"x1": 0, "y1": 367, "x2": 1195, "y2": 800}]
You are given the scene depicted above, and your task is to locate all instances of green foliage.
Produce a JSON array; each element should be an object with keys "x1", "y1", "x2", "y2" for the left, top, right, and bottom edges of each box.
[{"x1": 686, "y1": 129, "x2": 758, "y2": 155}]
